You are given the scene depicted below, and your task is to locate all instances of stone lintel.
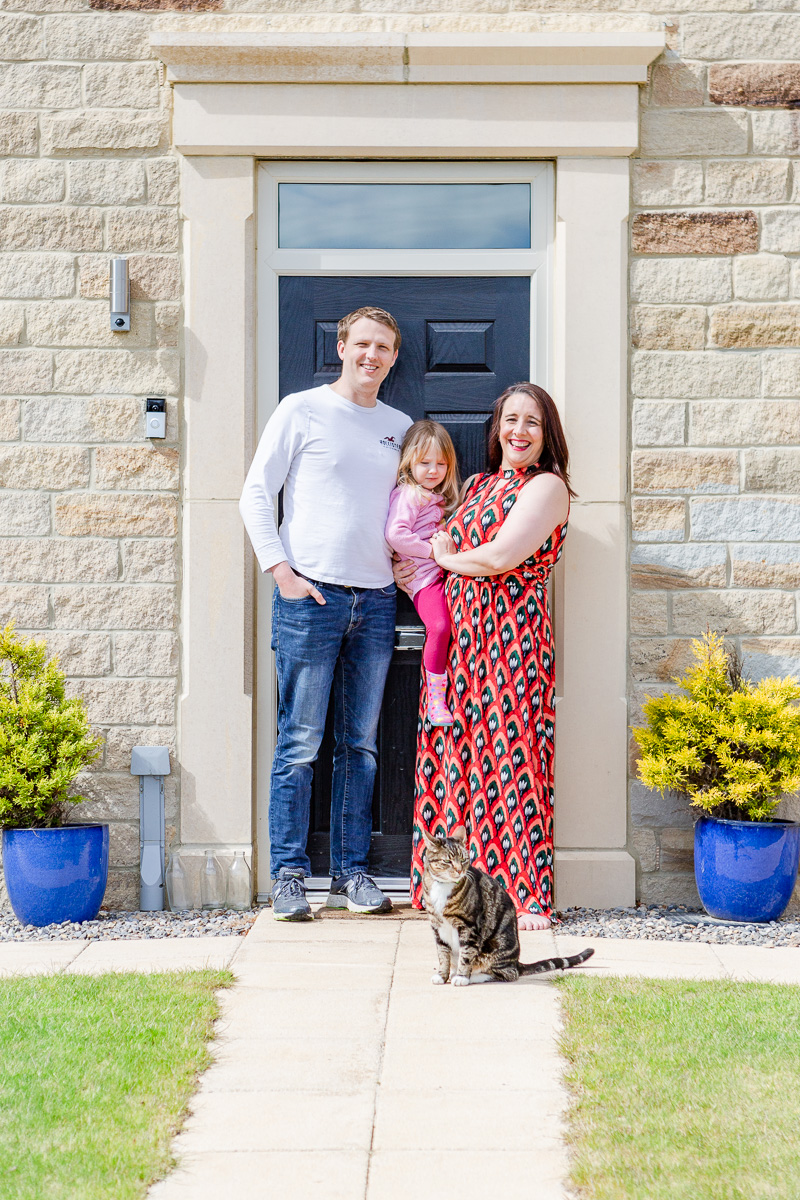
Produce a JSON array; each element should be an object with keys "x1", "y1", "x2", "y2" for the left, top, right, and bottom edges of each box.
[
  {"x1": 151, "y1": 30, "x2": 665, "y2": 86},
  {"x1": 171, "y1": 82, "x2": 642, "y2": 158}
]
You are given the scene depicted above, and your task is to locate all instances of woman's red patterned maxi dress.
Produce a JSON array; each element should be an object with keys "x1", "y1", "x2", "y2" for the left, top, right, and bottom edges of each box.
[{"x1": 411, "y1": 466, "x2": 567, "y2": 917}]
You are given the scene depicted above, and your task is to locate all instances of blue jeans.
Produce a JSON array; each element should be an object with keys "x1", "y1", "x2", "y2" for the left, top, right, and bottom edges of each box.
[{"x1": 269, "y1": 580, "x2": 396, "y2": 879}]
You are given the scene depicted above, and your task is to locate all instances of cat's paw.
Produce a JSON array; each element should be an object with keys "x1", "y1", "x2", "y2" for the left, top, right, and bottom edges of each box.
[
  {"x1": 452, "y1": 974, "x2": 471, "y2": 987},
  {"x1": 431, "y1": 972, "x2": 448, "y2": 985}
]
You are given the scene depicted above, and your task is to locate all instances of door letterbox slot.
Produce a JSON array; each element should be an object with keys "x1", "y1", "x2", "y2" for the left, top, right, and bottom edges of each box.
[{"x1": 395, "y1": 626, "x2": 426, "y2": 651}]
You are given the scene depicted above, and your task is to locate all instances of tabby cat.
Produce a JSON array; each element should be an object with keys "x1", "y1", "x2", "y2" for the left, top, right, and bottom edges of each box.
[{"x1": 421, "y1": 827, "x2": 594, "y2": 985}]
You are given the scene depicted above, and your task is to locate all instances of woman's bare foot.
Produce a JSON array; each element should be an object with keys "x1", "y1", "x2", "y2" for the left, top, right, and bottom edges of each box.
[{"x1": 517, "y1": 912, "x2": 551, "y2": 931}]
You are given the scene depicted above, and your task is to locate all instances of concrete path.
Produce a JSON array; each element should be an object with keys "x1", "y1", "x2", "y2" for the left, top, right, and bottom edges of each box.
[
  {"x1": 0, "y1": 934, "x2": 243, "y2": 978},
  {"x1": 2, "y1": 910, "x2": 800, "y2": 1199},
  {"x1": 150, "y1": 912, "x2": 571, "y2": 1200}
]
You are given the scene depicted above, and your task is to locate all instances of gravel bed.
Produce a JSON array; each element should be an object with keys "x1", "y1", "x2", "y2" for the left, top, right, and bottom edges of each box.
[
  {"x1": 0, "y1": 906, "x2": 258, "y2": 942},
  {"x1": 4, "y1": 901, "x2": 799, "y2": 948},
  {"x1": 558, "y1": 905, "x2": 800, "y2": 949}
]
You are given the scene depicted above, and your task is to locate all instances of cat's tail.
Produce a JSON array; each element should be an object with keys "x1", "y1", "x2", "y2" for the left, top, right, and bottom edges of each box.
[{"x1": 518, "y1": 948, "x2": 594, "y2": 976}]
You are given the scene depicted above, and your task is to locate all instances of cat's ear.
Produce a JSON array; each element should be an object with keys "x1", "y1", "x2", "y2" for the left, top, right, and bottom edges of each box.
[
  {"x1": 450, "y1": 825, "x2": 468, "y2": 845},
  {"x1": 420, "y1": 828, "x2": 440, "y2": 852}
]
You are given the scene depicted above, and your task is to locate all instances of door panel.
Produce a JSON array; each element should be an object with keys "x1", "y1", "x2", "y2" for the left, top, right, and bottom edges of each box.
[
  {"x1": 280, "y1": 275, "x2": 529, "y2": 439},
  {"x1": 278, "y1": 275, "x2": 530, "y2": 877}
]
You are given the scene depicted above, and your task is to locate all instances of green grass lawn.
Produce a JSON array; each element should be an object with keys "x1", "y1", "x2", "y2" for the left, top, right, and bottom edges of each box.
[
  {"x1": 0, "y1": 970, "x2": 232, "y2": 1200},
  {"x1": 557, "y1": 976, "x2": 800, "y2": 1200}
]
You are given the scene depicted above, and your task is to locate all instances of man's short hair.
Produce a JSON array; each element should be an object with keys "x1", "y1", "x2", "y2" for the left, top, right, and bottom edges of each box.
[{"x1": 337, "y1": 307, "x2": 402, "y2": 353}]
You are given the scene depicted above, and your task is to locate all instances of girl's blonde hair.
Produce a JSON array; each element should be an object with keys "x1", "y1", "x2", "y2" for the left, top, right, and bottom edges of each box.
[{"x1": 397, "y1": 420, "x2": 460, "y2": 514}]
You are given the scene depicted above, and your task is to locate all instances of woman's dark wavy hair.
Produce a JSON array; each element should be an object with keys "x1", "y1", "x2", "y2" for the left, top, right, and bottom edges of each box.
[{"x1": 486, "y1": 382, "x2": 577, "y2": 498}]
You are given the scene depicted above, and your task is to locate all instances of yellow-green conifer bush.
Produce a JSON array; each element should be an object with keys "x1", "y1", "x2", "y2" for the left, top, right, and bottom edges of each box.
[
  {"x1": 0, "y1": 624, "x2": 102, "y2": 829},
  {"x1": 634, "y1": 633, "x2": 800, "y2": 823}
]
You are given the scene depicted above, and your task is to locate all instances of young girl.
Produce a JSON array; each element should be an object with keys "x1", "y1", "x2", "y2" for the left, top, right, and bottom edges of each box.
[{"x1": 385, "y1": 420, "x2": 460, "y2": 726}]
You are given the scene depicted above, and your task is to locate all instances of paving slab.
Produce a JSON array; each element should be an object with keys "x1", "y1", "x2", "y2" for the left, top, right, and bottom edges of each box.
[
  {"x1": 379, "y1": 1035, "x2": 565, "y2": 1091},
  {"x1": 0, "y1": 941, "x2": 89, "y2": 975},
  {"x1": 555, "y1": 933, "x2": 722, "y2": 963},
  {"x1": 234, "y1": 936, "x2": 399, "y2": 966},
  {"x1": 373, "y1": 1087, "x2": 566, "y2": 1150},
  {"x1": 713, "y1": 944, "x2": 800, "y2": 984},
  {"x1": 149, "y1": 1150, "x2": 369, "y2": 1200},
  {"x1": 384, "y1": 980, "x2": 561, "y2": 1042},
  {"x1": 204, "y1": 1036, "x2": 381, "y2": 1094},
  {"x1": 63, "y1": 936, "x2": 244, "y2": 974},
  {"x1": 215, "y1": 984, "x2": 389, "y2": 1042},
  {"x1": 230, "y1": 960, "x2": 395, "y2": 991},
  {"x1": 244, "y1": 910, "x2": 399, "y2": 943},
  {"x1": 367, "y1": 1149, "x2": 569, "y2": 1200},
  {"x1": 173, "y1": 1089, "x2": 375, "y2": 1154},
  {"x1": 554, "y1": 934, "x2": 728, "y2": 979}
]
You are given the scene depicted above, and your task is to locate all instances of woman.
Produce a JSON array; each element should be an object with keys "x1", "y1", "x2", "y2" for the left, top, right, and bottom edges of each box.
[{"x1": 408, "y1": 383, "x2": 574, "y2": 931}]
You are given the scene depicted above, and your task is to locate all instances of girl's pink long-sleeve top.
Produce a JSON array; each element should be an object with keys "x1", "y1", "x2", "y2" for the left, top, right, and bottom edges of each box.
[{"x1": 384, "y1": 485, "x2": 445, "y2": 597}]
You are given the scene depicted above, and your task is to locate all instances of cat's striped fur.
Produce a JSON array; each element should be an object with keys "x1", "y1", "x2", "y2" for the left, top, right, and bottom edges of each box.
[{"x1": 421, "y1": 827, "x2": 594, "y2": 985}]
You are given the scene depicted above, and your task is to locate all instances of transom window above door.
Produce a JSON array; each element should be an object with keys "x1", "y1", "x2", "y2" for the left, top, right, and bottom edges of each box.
[
  {"x1": 258, "y1": 160, "x2": 554, "y2": 413},
  {"x1": 278, "y1": 183, "x2": 532, "y2": 250}
]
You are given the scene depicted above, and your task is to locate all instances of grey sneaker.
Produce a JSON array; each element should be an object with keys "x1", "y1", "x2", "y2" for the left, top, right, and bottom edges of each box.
[
  {"x1": 271, "y1": 869, "x2": 313, "y2": 921},
  {"x1": 326, "y1": 872, "x2": 392, "y2": 914}
]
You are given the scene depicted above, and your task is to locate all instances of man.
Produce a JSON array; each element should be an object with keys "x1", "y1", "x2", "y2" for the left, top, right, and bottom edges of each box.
[{"x1": 240, "y1": 307, "x2": 412, "y2": 920}]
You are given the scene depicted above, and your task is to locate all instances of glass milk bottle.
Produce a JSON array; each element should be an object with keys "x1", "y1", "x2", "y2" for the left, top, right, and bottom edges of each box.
[
  {"x1": 200, "y1": 850, "x2": 225, "y2": 910},
  {"x1": 165, "y1": 850, "x2": 190, "y2": 912},
  {"x1": 227, "y1": 851, "x2": 252, "y2": 911}
]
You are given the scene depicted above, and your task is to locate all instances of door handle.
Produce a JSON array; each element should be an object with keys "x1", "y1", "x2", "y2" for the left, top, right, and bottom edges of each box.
[{"x1": 395, "y1": 626, "x2": 426, "y2": 651}]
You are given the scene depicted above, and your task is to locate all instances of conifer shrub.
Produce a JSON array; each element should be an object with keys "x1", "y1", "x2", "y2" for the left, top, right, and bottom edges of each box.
[
  {"x1": 634, "y1": 632, "x2": 800, "y2": 822},
  {"x1": 0, "y1": 624, "x2": 102, "y2": 829}
]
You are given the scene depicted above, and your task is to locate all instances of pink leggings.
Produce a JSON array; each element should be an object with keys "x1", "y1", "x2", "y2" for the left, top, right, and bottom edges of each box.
[{"x1": 413, "y1": 579, "x2": 452, "y2": 674}]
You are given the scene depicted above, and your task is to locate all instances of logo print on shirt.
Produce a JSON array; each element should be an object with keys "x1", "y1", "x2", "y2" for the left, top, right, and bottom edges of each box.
[{"x1": 380, "y1": 435, "x2": 401, "y2": 451}]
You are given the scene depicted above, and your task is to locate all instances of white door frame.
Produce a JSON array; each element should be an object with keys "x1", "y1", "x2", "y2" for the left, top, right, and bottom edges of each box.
[
  {"x1": 255, "y1": 160, "x2": 553, "y2": 896},
  {"x1": 162, "y1": 28, "x2": 666, "y2": 910}
]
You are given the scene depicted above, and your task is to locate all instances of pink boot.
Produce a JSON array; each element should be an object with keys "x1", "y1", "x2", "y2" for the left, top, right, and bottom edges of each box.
[{"x1": 425, "y1": 670, "x2": 453, "y2": 726}]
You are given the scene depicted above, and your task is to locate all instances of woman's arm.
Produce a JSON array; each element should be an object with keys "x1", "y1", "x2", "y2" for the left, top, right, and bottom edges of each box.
[{"x1": 431, "y1": 473, "x2": 569, "y2": 577}]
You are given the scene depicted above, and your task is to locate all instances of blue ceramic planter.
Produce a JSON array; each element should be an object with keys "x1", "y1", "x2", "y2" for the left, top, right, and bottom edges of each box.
[
  {"x1": 694, "y1": 816, "x2": 800, "y2": 924},
  {"x1": 2, "y1": 825, "x2": 109, "y2": 928}
]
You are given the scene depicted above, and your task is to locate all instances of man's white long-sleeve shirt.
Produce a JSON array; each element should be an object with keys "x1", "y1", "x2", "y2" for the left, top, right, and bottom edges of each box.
[{"x1": 239, "y1": 384, "x2": 412, "y2": 589}]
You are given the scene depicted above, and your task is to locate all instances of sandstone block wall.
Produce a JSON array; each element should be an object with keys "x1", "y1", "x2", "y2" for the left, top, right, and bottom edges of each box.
[
  {"x1": 2, "y1": 0, "x2": 798, "y2": 910},
  {"x1": 630, "y1": 16, "x2": 800, "y2": 909},
  {"x1": 0, "y1": 4, "x2": 180, "y2": 910}
]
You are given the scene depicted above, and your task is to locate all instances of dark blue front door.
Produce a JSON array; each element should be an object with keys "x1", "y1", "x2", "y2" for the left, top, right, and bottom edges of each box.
[{"x1": 278, "y1": 276, "x2": 530, "y2": 876}]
